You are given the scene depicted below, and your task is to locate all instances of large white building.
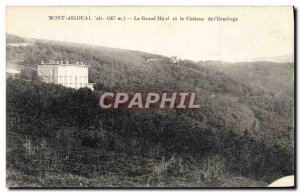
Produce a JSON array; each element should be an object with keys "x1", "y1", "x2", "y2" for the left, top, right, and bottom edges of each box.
[{"x1": 37, "y1": 60, "x2": 94, "y2": 90}]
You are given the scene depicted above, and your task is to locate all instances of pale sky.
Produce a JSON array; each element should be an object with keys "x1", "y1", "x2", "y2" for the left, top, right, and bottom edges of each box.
[{"x1": 6, "y1": 7, "x2": 294, "y2": 62}]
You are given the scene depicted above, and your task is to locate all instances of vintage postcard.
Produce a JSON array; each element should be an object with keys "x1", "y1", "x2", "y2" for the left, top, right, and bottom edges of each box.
[{"x1": 6, "y1": 6, "x2": 295, "y2": 188}]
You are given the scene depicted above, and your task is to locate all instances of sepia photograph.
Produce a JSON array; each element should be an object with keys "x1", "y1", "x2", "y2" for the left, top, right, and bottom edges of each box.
[{"x1": 5, "y1": 6, "x2": 295, "y2": 188}]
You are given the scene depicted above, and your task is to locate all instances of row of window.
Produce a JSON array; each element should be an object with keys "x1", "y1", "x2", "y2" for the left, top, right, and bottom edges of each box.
[
  {"x1": 59, "y1": 76, "x2": 88, "y2": 83},
  {"x1": 61, "y1": 83, "x2": 88, "y2": 88},
  {"x1": 39, "y1": 75, "x2": 88, "y2": 86},
  {"x1": 61, "y1": 66, "x2": 88, "y2": 69}
]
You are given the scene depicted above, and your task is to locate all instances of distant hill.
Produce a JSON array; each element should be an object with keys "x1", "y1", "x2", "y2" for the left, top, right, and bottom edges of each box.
[
  {"x1": 203, "y1": 61, "x2": 294, "y2": 98},
  {"x1": 245, "y1": 54, "x2": 294, "y2": 63},
  {"x1": 6, "y1": 34, "x2": 25, "y2": 43},
  {"x1": 6, "y1": 33, "x2": 166, "y2": 66}
]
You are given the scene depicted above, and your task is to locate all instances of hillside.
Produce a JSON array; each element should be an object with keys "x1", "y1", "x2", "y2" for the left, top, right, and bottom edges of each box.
[
  {"x1": 6, "y1": 34, "x2": 26, "y2": 43},
  {"x1": 203, "y1": 61, "x2": 294, "y2": 98},
  {"x1": 6, "y1": 33, "x2": 294, "y2": 187}
]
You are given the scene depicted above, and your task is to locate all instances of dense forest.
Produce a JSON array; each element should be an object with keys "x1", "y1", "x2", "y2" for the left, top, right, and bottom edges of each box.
[{"x1": 6, "y1": 34, "x2": 294, "y2": 187}]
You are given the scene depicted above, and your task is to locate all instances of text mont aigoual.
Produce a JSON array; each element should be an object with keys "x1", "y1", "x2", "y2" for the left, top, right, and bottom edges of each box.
[
  {"x1": 48, "y1": 16, "x2": 204, "y2": 21},
  {"x1": 99, "y1": 92, "x2": 200, "y2": 109}
]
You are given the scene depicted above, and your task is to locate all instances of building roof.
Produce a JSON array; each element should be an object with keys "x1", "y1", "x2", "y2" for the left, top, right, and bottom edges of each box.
[{"x1": 38, "y1": 60, "x2": 91, "y2": 67}]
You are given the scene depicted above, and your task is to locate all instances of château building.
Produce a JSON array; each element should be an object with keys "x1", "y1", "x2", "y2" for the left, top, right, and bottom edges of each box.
[{"x1": 37, "y1": 60, "x2": 94, "y2": 90}]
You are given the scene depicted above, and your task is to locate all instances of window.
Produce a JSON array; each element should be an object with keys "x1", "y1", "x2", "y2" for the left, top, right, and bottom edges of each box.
[{"x1": 44, "y1": 76, "x2": 50, "y2": 83}]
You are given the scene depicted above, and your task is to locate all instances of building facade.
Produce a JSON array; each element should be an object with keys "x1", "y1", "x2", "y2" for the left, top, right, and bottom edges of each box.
[{"x1": 37, "y1": 60, "x2": 94, "y2": 90}]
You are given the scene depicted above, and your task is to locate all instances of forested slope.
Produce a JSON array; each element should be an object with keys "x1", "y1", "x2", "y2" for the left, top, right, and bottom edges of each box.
[{"x1": 6, "y1": 34, "x2": 294, "y2": 187}]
